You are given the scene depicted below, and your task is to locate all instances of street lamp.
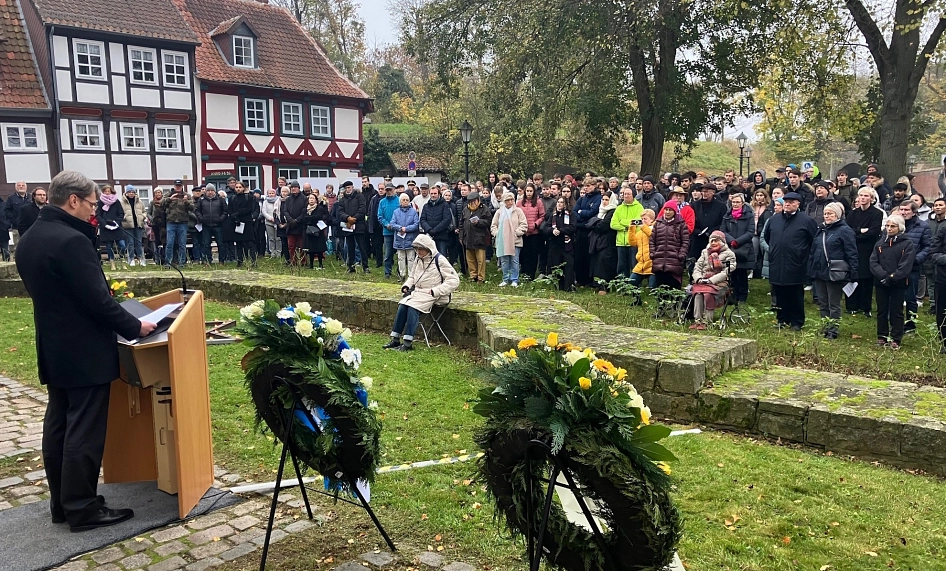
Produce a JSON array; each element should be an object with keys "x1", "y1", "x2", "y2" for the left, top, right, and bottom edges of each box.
[
  {"x1": 745, "y1": 146, "x2": 752, "y2": 177},
  {"x1": 459, "y1": 120, "x2": 473, "y2": 182},
  {"x1": 736, "y1": 132, "x2": 748, "y2": 177}
]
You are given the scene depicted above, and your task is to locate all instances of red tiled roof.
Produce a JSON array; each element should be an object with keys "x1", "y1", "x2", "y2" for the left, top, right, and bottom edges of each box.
[
  {"x1": 30, "y1": 0, "x2": 198, "y2": 44},
  {"x1": 389, "y1": 152, "x2": 445, "y2": 172},
  {"x1": 0, "y1": 0, "x2": 49, "y2": 109},
  {"x1": 174, "y1": 0, "x2": 369, "y2": 101}
]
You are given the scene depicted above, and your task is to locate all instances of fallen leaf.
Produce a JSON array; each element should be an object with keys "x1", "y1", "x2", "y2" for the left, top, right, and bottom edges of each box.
[
  {"x1": 452, "y1": 434, "x2": 460, "y2": 439},
  {"x1": 7, "y1": 347, "x2": 16, "y2": 352},
  {"x1": 435, "y1": 534, "x2": 442, "y2": 541},
  {"x1": 462, "y1": 403, "x2": 470, "y2": 410},
  {"x1": 831, "y1": 522, "x2": 840, "y2": 527},
  {"x1": 437, "y1": 546, "x2": 444, "y2": 552},
  {"x1": 717, "y1": 463, "x2": 724, "y2": 468},
  {"x1": 347, "y1": 538, "x2": 355, "y2": 544},
  {"x1": 421, "y1": 514, "x2": 428, "y2": 520},
  {"x1": 462, "y1": 479, "x2": 472, "y2": 486},
  {"x1": 851, "y1": 334, "x2": 862, "y2": 339},
  {"x1": 820, "y1": 566, "x2": 831, "y2": 571},
  {"x1": 135, "y1": 537, "x2": 144, "y2": 542},
  {"x1": 782, "y1": 536, "x2": 791, "y2": 545},
  {"x1": 212, "y1": 537, "x2": 220, "y2": 542},
  {"x1": 865, "y1": 551, "x2": 879, "y2": 557},
  {"x1": 472, "y1": 502, "x2": 482, "y2": 509}
]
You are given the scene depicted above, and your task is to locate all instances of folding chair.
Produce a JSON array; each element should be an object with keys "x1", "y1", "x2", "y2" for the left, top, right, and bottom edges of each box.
[{"x1": 419, "y1": 299, "x2": 451, "y2": 347}]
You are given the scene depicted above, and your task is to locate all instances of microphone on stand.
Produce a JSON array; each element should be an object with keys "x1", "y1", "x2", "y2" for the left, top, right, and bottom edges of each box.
[{"x1": 170, "y1": 262, "x2": 190, "y2": 295}]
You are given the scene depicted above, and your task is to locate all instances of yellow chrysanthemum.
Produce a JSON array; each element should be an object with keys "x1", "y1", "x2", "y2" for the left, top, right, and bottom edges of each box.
[
  {"x1": 503, "y1": 348, "x2": 517, "y2": 359},
  {"x1": 578, "y1": 376, "x2": 592, "y2": 390},
  {"x1": 615, "y1": 368, "x2": 627, "y2": 381},
  {"x1": 640, "y1": 407, "x2": 651, "y2": 425},
  {"x1": 591, "y1": 358, "x2": 609, "y2": 371},
  {"x1": 546, "y1": 332, "x2": 559, "y2": 347},
  {"x1": 518, "y1": 337, "x2": 538, "y2": 350},
  {"x1": 656, "y1": 462, "x2": 671, "y2": 475}
]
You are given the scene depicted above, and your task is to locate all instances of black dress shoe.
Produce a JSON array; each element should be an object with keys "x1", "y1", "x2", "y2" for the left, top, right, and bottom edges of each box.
[
  {"x1": 53, "y1": 495, "x2": 105, "y2": 523},
  {"x1": 382, "y1": 339, "x2": 401, "y2": 349},
  {"x1": 70, "y1": 507, "x2": 134, "y2": 532}
]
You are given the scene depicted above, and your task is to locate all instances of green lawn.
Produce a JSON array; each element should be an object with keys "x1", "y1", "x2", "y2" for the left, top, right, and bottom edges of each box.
[
  {"x1": 118, "y1": 254, "x2": 945, "y2": 386},
  {"x1": 1, "y1": 297, "x2": 945, "y2": 570}
]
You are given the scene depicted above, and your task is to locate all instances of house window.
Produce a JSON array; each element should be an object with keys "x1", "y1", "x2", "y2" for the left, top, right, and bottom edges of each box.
[
  {"x1": 244, "y1": 98, "x2": 268, "y2": 132},
  {"x1": 155, "y1": 125, "x2": 180, "y2": 151},
  {"x1": 121, "y1": 124, "x2": 148, "y2": 151},
  {"x1": 281, "y1": 102, "x2": 303, "y2": 136},
  {"x1": 277, "y1": 168, "x2": 301, "y2": 181},
  {"x1": 310, "y1": 106, "x2": 331, "y2": 137},
  {"x1": 308, "y1": 168, "x2": 330, "y2": 178},
  {"x1": 2, "y1": 124, "x2": 44, "y2": 152},
  {"x1": 128, "y1": 47, "x2": 157, "y2": 84},
  {"x1": 73, "y1": 121, "x2": 103, "y2": 149},
  {"x1": 74, "y1": 40, "x2": 105, "y2": 80},
  {"x1": 233, "y1": 36, "x2": 255, "y2": 68},
  {"x1": 162, "y1": 51, "x2": 188, "y2": 87},
  {"x1": 239, "y1": 165, "x2": 260, "y2": 190}
]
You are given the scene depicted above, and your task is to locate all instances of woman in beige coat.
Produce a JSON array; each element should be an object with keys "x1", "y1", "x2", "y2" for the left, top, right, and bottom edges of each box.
[
  {"x1": 382, "y1": 234, "x2": 460, "y2": 351},
  {"x1": 490, "y1": 192, "x2": 528, "y2": 287},
  {"x1": 119, "y1": 185, "x2": 148, "y2": 266}
]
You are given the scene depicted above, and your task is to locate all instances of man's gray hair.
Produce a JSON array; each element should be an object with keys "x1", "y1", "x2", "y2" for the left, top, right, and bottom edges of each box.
[
  {"x1": 205, "y1": 183, "x2": 217, "y2": 192},
  {"x1": 48, "y1": 170, "x2": 97, "y2": 206}
]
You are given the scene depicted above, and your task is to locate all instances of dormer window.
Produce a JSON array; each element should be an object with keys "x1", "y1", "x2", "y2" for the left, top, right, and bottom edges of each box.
[{"x1": 233, "y1": 35, "x2": 255, "y2": 68}]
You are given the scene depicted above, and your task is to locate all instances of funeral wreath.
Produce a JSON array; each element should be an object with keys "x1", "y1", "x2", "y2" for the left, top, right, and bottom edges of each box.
[
  {"x1": 238, "y1": 300, "x2": 381, "y2": 493},
  {"x1": 475, "y1": 333, "x2": 682, "y2": 571}
]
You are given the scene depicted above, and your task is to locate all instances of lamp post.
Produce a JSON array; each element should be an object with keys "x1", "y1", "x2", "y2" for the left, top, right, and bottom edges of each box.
[
  {"x1": 459, "y1": 120, "x2": 473, "y2": 182},
  {"x1": 745, "y1": 146, "x2": 752, "y2": 178},
  {"x1": 736, "y1": 132, "x2": 748, "y2": 177}
]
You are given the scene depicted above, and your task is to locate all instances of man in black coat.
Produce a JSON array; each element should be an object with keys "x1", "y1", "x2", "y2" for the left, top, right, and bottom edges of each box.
[
  {"x1": 196, "y1": 183, "x2": 228, "y2": 263},
  {"x1": 337, "y1": 181, "x2": 370, "y2": 273},
  {"x1": 282, "y1": 181, "x2": 307, "y2": 264},
  {"x1": 3, "y1": 180, "x2": 29, "y2": 256},
  {"x1": 419, "y1": 186, "x2": 453, "y2": 256},
  {"x1": 16, "y1": 170, "x2": 156, "y2": 531},
  {"x1": 764, "y1": 191, "x2": 817, "y2": 330},
  {"x1": 362, "y1": 176, "x2": 381, "y2": 265},
  {"x1": 17, "y1": 187, "x2": 46, "y2": 235},
  {"x1": 689, "y1": 183, "x2": 727, "y2": 259}
]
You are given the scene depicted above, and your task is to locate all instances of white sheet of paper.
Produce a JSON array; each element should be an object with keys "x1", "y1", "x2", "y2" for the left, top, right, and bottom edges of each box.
[
  {"x1": 842, "y1": 281, "x2": 858, "y2": 297},
  {"x1": 235, "y1": 222, "x2": 245, "y2": 234},
  {"x1": 142, "y1": 303, "x2": 183, "y2": 325},
  {"x1": 317, "y1": 220, "x2": 328, "y2": 230},
  {"x1": 195, "y1": 223, "x2": 203, "y2": 232},
  {"x1": 342, "y1": 226, "x2": 354, "y2": 232}
]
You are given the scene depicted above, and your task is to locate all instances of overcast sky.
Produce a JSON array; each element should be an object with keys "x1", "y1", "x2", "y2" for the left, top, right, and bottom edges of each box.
[{"x1": 358, "y1": 0, "x2": 396, "y2": 48}]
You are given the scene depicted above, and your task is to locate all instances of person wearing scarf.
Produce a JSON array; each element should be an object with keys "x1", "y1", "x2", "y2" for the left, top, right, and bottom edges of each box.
[
  {"x1": 262, "y1": 188, "x2": 280, "y2": 258},
  {"x1": 95, "y1": 185, "x2": 126, "y2": 270},
  {"x1": 589, "y1": 191, "x2": 618, "y2": 293},
  {"x1": 690, "y1": 230, "x2": 736, "y2": 329},
  {"x1": 490, "y1": 191, "x2": 528, "y2": 287},
  {"x1": 302, "y1": 193, "x2": 331, "y2": 269}
]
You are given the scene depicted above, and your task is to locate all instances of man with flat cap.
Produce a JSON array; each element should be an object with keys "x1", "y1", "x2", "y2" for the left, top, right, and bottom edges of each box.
[{"x1": 337, "y1": 180, "x2": 371, "y2": 273}]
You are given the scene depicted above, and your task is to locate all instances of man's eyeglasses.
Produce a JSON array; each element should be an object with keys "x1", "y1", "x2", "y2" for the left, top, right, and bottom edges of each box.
[{"x1": 73, "y1": 194, "x2": 97, "y2": 207}]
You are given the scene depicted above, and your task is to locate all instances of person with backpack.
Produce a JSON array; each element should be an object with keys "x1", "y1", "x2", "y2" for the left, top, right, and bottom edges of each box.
[{"x1": 382, "y1": 234, "x2": 460, "y2": 352}]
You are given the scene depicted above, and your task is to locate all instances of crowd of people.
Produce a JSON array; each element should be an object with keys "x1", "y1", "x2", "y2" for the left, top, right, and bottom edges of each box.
[{"x1": 4, "y1": 160, "x2": 946, "y2": 352}]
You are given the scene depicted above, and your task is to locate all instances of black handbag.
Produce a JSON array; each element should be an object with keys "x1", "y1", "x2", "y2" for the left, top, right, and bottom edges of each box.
[
  {"x1": 823, "y1": 233, "x2": 849, "y2": 281},
  {"x1": 305, "y1": 225, "x2": 320, "y2": 236}
]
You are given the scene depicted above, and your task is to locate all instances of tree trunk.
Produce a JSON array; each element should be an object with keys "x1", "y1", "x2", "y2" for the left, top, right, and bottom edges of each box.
[
  {"x1": 877, "y1": 78, "x2": 914, "y2": 177},
  {"x1": 639, "y1": 114, "x2": 664, "y2": 177}
]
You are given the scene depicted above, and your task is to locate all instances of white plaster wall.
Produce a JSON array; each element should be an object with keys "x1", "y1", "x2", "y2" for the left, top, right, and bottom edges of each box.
[
  {"x1": 4, "y1": 154, "x2": 51, "y2": 183},
  {"x1": 62, "y1": 153, "x2": 107, "y2": 179},
  {"x1": 334, "y1": 108, "x2": 359, "y2": 140},
  {"x1": 163, "y1": 90, "x2": 191, "y2": 110},
  {"x1": 76, "y1": 82, "x2": 110, "y2": 104},
  {"x1": 130, "y1": 88, "x2": 161, "y2": 108},
  {"x1": 204, "y1": 93, "x2": 239, "y2": 130},
  {"x1": 156, "y1": 155, "x2": 193, "y2": 180},
  {"x1": 112, "y1": 75, "x2": 128, "y2": 106},
  {"x1": 112, "y1": 154, "x2": 153, "y2": 180}
]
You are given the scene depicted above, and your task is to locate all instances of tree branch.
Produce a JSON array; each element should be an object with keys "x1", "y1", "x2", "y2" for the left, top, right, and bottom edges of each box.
[
  {"x1": 916, "y1": 17, "x2": 946, "y2": 79},
  {"x1": 844, "y1": 0, "x2": 892, "y2": 77}
]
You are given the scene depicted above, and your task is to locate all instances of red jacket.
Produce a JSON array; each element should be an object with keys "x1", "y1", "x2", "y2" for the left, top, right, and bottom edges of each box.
[{"x1": 518, "y1": 199, "x2": 546, "y2": 236}]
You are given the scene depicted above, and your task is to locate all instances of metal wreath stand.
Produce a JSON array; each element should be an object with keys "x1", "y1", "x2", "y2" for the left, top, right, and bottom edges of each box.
[
  {"x1": 524, "y1": 439, "x2": 619, "y2": 571},
  {"x1": 258, "y1": 376, "x2": 395, "y2": 571}
]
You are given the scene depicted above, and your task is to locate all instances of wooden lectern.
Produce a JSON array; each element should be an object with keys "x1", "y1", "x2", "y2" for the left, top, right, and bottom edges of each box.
[{"x1": 102, "y1": 289, "x2": 215, "y2": 518}]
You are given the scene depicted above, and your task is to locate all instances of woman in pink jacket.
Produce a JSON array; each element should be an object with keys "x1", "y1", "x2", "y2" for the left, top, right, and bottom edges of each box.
[{"x1": 517, "y1": 184, "x2": 546, "y2": 280}]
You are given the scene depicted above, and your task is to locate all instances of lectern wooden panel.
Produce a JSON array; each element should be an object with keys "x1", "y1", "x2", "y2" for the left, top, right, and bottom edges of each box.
[{"x1": 102, "y1": 289, "x2": 215, "y2": 519}]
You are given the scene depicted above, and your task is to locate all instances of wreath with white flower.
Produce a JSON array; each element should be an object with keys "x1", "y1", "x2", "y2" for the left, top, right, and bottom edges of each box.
[
  {"x1": 475, "y1": 334, "x2": 682, "y2": 571},
  {"x1": 238, "y1": 300, "x2": 382, "y2": 493}
]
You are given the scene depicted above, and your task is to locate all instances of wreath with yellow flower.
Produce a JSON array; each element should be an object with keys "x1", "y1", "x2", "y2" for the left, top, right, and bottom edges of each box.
[
  {"x1": 237, "y1": 300, "x2": 382, "y2": 493},
  {"x1": 475, "y1": 333, "x2": 681, "y2": 571},
  {"x1": 109, "y1": 280, "x2": 134, "y2": 299}
]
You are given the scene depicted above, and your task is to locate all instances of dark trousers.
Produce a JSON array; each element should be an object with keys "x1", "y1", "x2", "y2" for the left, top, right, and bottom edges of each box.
[
  {"x1": 936, "y1": 281, "x2": 946, "y2": 348},
  {"x1": 201, "y1": 226, "x2": 223, "y2": 263},
  {"x1": 847, "y1": 277, "x2": 874, "y2": 313},
  {"x1": 434, "y1": 237, "x2": 451, "y2": 260},
  {"x1": 44, "y1": 383, "x2": 111, "y2": 525},
  {"x1": 370, "y1": 228, "x2": 384, "y2": 266},
  {"x1": 876, "y1": 283, "x2": 906, "y2": 342},
  {"x1": 345, "y1": 233, "x2": 369, "y2": 269},
  {"x1": 236, "y1": 240, "x2": 257, "y2": 265},
  {"x1": 280, "y1": 236, "x2": 290, "y2": 263},
  {"x1": 391, "y1": 304, "x2": 422, "y2": 341},
  {"x1": 653, "y1": 271, "x2": 681, "y2": 290},
  {"x1": 574, "y1": 229, "x2": 591, "y2": 285},
  {"x1": 520, "y1": 234, "x2": 543, "y2": 280},
  {"x1": 547, "y1": 246, "x2": 574, "y2": 291},
  {"x1": 772, "y1": 283, "x2": 806, "y2": 328},
  {"x1": 730, "y1": 269, "x2": 750, "y2": 302}
]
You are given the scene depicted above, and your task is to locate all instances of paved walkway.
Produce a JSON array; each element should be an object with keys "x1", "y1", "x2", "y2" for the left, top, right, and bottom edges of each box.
[{"x1": 0, "y1": 375, "x2": 507, "y2": 571}]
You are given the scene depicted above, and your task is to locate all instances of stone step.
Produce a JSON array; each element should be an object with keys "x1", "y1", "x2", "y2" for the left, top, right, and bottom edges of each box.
[{"x1": 689, "y1": 366, "x2": 946, "y2": 475}]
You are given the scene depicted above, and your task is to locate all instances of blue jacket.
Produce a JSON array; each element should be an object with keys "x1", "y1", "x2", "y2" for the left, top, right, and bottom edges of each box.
[
  {"x1": 3, "y1": 192, "x2": 29, "y2": 230},
  {"x1": 390, "y1": 206, "x2": 420, "y2": 249},
  {"x1": 902, "y1": 215, "x2": 932, "y2": 267},
  {"x1": 809, "y1": 219, "x2": 859, "y2": 281},
  {"x1": 763, "y1": 210, "x2": 817, "y2": 286},
  {"x1": 377, "y1": 195, "x2": 400, "y2": 236},
  {"x1": 573, "y1": 189, "x2": 601, "y2": 225}
]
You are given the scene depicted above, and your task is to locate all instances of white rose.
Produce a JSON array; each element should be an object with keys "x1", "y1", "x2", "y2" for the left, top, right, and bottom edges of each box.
[
  {"x1": 295, "y1": 320, "x2": 314, "y2": 337},
  {"x1": 628, "y1": 393, "x2": 645, "y2": 410},
  {"x1": 276, "y1": 309, "x2": 295, "y2": 320},
  {"x1": 324, "y1": 318, "x2": 344, "y2": 335},
  {"x1": 251, "y1": 300, "x2": 264, "y2": 308},
  {"x1": 295, "y1": 302, "x2": 312, "y2": 314},
  {"x1": 341, "y1": 328, "x2": 352, "y2": 341},
  {"x1": 240, "y1": 304, "x2": 264, "y2": 319},
  {"x1": 564, "y1": 349, "x2": 585, "y2": 367},
  {"x1": 360, "y1": 376, "x2": 373, "y2": 390}
]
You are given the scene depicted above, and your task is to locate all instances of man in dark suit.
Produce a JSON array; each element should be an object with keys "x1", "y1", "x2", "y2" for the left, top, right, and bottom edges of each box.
[{"x1": 16, "y1": 170, "x2": 156, "y2": 532}]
